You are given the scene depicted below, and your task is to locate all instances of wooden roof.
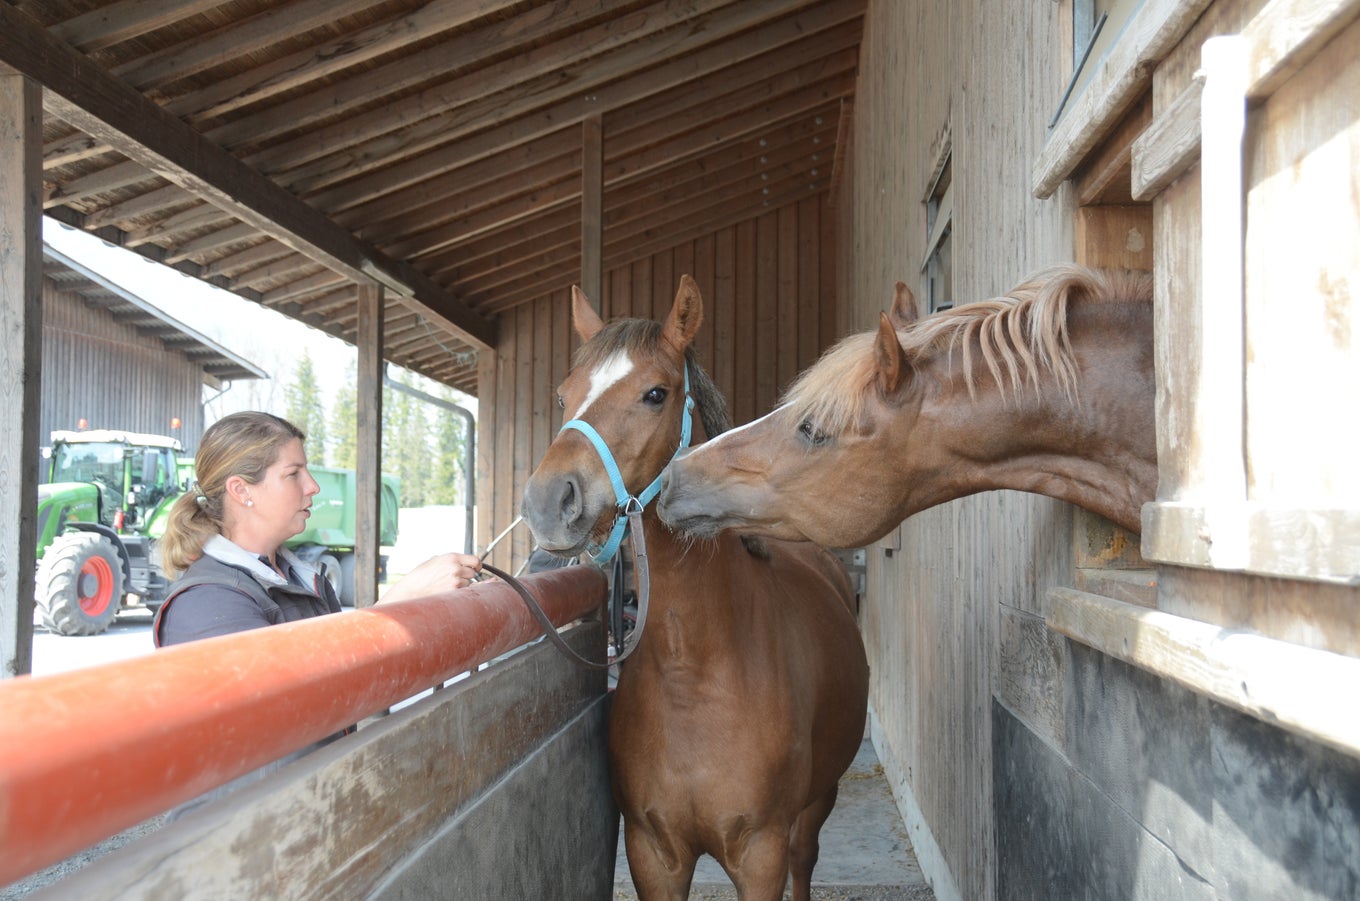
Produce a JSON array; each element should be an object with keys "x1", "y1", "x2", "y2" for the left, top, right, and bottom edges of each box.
[{"x1": 4, "y1": 0, "x2": 863, "y2": 394}]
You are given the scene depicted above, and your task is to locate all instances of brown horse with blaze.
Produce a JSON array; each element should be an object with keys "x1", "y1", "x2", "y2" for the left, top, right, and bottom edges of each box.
[{"x1": 520, "y1": 276, "x2": 869, "y2": 901}]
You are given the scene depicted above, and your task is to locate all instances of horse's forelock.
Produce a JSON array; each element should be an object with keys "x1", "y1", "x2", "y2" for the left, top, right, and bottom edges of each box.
[
  {"x1": 782, "y1": 332, "x2": 879, "y2": 437},
  {"x1": 572, "y1": 316, "x2": 730, "y2": 438}
]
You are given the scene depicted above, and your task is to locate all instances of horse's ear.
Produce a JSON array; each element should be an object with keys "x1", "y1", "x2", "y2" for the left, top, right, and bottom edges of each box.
[
  {"x1": 661, "y1": 274, "x2": 704, "y2": 353},
  {"x1": 572, "y1": 285, "x2": 604, "y2": 341},
  {"x1": 888, "y1": 281, "x2": 918, "y2": 329},
  {"x1": 874, "y1": 311, "x2": 913, "y2": 396}
]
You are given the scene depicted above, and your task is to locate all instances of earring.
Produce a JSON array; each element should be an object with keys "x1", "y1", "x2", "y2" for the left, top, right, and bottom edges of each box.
[{"x1": 246, "y1": 499, "x2": 254, "y2": 507}]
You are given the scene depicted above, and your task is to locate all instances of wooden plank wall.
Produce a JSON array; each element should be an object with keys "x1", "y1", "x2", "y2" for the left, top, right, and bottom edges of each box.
[
  {"x1": 849, "y1": 3, "x2": 1077, "y2": 899},
  {"x1": 40, "y1": 278, "x2": 205, "y2": 451},
  {"x1": 475, "y1": 194, "x2": 838, "y2": 570}
]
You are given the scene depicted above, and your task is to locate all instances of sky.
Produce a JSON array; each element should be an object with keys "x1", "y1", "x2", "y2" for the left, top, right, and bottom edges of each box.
[{"x1": 41, "y1": 218, "x2": 476, "y2": 424}]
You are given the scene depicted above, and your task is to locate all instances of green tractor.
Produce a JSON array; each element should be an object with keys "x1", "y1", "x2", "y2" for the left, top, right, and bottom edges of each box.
[{"x1": 36, "y1": 430, "x2": 187, "y2": 636}]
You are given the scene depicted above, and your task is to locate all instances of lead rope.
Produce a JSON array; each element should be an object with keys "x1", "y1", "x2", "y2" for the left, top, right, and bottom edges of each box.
[{"x1": 480, "y1": 508, "x2": 650, "y2": 671}]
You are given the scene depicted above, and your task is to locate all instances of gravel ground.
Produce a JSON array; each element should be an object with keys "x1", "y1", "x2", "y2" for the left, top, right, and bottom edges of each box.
[{"x1": 1, "y1": 815, "x2": 166, "y2": 900}]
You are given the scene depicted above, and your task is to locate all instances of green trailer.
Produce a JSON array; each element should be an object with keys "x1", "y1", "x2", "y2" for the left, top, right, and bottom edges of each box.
[{"x1": 282, "y1": 465, "x2": 401, "y2": 607}]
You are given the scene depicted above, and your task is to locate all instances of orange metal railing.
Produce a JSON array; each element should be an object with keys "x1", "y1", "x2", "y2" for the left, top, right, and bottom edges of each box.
[{"x1": 0, "y1": 566, "x2": 607, "y2": 887}]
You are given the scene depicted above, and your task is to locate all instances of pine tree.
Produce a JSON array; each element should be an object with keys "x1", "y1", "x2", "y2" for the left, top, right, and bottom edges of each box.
[
  {"x1": 329, "y1": 363, "x2": 358, "y2": 470},
  {"x1": 430, "y1": 387, "x2": 469, "y2": 505},
  {"x1": 285, "y1": 352, "x2": 329, "y2": 465}
]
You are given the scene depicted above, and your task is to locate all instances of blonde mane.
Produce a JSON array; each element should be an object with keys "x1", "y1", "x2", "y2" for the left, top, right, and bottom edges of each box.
[{"x1": 783, "y1": 265, "x2": 1151, "y2": 436}]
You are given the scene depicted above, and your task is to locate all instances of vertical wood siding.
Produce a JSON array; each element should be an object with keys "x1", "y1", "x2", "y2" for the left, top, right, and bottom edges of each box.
[
  {"x1": 39, "y1": 279, "x2": 204, "y2": 455},
  {"x1": 475, "y1": 194, "x2": 837, "y2": 570},
  {"x1": 850, "y1": 2, "x2": 1076, "y2": 898}
]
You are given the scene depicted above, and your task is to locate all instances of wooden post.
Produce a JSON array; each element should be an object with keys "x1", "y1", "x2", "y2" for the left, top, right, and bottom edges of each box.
[
  {"x1": 0, "y1": 71, "x2": 42, "y2": 678},
  {"x1": 355, "y1": 282, "x2": 385, "y2": 608},
  {"x1": 581, "y1": 113, "x2": 603, "y2": 305}
]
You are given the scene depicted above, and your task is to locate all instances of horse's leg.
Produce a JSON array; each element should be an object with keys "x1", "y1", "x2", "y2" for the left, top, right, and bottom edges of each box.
[
  {"x1": 725, "y1": 827, "x2": 792, "y2": 901},
  {"x1": 787, "y1": 785, "x2": 839, "y2": 901},
  {"x1": 623, "y1": 818, "x2": 696, "y2": 901}
]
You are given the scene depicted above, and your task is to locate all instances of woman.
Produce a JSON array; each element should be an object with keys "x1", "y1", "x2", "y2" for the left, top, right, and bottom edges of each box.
[{"x1": 157, "y1": 411, "x2": 480, "y2": 646}]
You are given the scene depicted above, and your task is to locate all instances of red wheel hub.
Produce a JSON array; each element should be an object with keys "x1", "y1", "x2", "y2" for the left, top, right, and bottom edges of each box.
[{"x1": 77, "y1": 556, "x2": 116, "y2": 617}]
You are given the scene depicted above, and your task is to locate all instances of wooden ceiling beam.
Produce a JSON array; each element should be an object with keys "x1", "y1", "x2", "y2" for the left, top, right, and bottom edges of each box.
[
  {"x1": 327, "y1": 32, "x2": 856, "y2": 236},
  {"x1": 111, "y1": 0, "x2": 378, "y2": 91},
  {"x1": 268, "y1": 0, "x2": 856, "y2": 202},
  {"x1": 418, "y1": 98, "x2": 841, "y2": 281},
  {"x1": 163, "y1": 221, "x2": 258, "y2": 265},
  {"x1": 231, "y1": 253, "x2": 319, "y2": 290},
  {"x1": 383, "y1": 174, "x2": 581, "y2": 263},
  {"x1": 200, "y1": 240, "x2": 293, "y2": 279},
  {"x1": 83, "y1": 181, "x2": 192, "y2": 229},
  {"x1": 50, "y1": 0, "x2": 225, "y2": 53},
  {"x1": 162, "y1": 0, "x2": 525, "y2": 121},
  {"x1": 453, "y1": 128, "x2": 836, "y2": 296},
  {"x1": 0, "y1": 2, "x2": 495, "y2": 350},
  {"x1": 329, "y1": 132, "x2": 579, "y2": 228},
  {"x1": 475, "y1": 181, "x2": 826, "y2": 314},
  {"x1": 43, "y1": 129, "x2": 109, "y2": 168},
  {"x1": 605, "y1": 82, "x2": 852, "y2": 186},
  {"x1": 42, "y1": 158, "x2": 154, "y2": 207},
  {"x1": 201, "y1": 0, "x2": 634, "y2": 150},
  {"x1": 341, "y1": 148, "x2": 580, "y2": 244},
  {"x1": 261, "y1": 270, "x2": 348, "y2": 306},
  {"x1": 124, "y1": 202, "x2": 231, "y2": 247},
  {"x1": 603, "y1": 21, "x2": 861, "y2": 141}
]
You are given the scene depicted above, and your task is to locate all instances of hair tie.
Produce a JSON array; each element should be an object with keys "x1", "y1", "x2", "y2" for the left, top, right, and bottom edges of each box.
[{"x1": 191, "y1": 479, "x2": 208, "y2": 508}]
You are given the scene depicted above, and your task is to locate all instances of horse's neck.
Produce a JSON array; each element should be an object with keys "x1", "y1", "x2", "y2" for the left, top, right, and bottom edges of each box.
[
  {"x1": 920, "y1": 318, "x2": 1156, "y2": 532},
  {"x1": 630, "y1": 512, "x2": 743, "y2": 650}
]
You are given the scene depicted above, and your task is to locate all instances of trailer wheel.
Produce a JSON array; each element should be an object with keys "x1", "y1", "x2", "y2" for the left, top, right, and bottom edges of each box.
[
  {"x1": 338, "y1": 553, "x2": 356, "y2": 607},
  {"x1": 318, "y1": 554, "x2": 343, "y2": 605},
  {"x1": 37, "y1": 532, "x2": 125, "y2": 636}
]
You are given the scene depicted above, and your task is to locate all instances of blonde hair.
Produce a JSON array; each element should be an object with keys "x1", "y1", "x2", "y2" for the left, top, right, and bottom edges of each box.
[{"x1": 160, "y1": 412, "x2": 305, "y2": 576}]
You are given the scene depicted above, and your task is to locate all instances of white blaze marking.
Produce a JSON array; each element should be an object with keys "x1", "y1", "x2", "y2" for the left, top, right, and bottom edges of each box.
[{"x1": 578, "y1": 352, "x2": 635, "y2": 418}]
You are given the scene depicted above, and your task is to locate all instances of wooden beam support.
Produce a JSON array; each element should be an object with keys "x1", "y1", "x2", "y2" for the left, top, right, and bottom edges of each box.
[
  {"x1": 0, "y1": 72, "x2": 43, "y2": 678},
  {"x1": 580, "y1": 114, "x2": 603, "y2": 304},
  {"x1": 355, "y1": 283, "x2": 385, "y2": 609},
  {"x1": 0, "y1": 2, "x2": 495, "y2": 351}
]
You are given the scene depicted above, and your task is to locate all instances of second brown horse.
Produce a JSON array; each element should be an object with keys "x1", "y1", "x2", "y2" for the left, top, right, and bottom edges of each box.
[{"x1": 521, "y1": 277, "x2": 869, "y2": 901}]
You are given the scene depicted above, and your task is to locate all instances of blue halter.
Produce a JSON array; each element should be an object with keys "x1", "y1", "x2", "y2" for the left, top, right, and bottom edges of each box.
[{"x1": 559, "y1": 366, "x2": 695, "y2": 563}]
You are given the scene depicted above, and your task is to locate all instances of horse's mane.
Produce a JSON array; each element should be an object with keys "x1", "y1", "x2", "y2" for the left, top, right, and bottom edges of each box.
[
  {"x1": 574, "y1": 318, "x2": 732, "y2": 439},
  {"x1": 784, "y1": 265, "x2": 1151, "y2": 436}
]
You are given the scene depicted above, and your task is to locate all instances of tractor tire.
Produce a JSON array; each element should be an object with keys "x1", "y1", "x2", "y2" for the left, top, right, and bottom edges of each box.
[
  {"x1": 37, "y1": 532, "x2": 125, "y2": 636},
  {"x1": 317, "y1": 553, "x2": 343, "y2": 605}
]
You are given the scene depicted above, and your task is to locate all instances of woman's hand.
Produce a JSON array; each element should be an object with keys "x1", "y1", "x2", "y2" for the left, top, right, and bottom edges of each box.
[{"x1": 380, "y1": 552, "x2": 483, "y2": 603}]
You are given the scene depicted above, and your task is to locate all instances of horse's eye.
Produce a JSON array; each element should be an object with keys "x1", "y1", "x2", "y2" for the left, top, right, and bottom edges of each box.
[
  {"x1": 643, "y1": 387, "x2": 667, "y2": 407},
  {"x1": 798, "y1": 419, "x2": 829, "y2": 447}
]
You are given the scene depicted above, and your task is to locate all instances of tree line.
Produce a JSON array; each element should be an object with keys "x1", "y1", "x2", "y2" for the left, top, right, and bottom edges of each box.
[{"x1": 282, "y1": 354, "x2": 472, "y2": 508}]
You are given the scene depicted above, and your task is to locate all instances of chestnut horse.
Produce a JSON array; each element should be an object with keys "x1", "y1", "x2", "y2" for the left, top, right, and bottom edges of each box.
[
  {"x1": 520, "y1": 277, "x2": 869, "y2": 901},
  {"x1": 659, "y1": 264, "x2": 1155, "y2": 548}
]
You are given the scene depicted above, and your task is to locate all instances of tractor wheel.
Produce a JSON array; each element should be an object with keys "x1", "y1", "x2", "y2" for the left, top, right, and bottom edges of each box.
[
  {"x1": 37, "y1": 532, "x2": 125, "y2": 636},
  {"x1": 317, "y1": 553, "x2": 343, "y2": 605}
]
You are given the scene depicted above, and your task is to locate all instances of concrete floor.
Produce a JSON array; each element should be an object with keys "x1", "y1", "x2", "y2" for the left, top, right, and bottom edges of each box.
[{"x1": 613, "y1": 737, "x2": 936, "y2": 901}]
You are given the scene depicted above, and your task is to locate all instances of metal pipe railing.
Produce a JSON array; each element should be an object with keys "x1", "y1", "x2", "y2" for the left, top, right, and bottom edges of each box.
[{"x1": 0, "y1": 565, "x2": 606, "y2": 887}]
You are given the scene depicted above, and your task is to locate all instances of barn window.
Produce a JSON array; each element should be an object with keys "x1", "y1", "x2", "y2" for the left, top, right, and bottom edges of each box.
[
  {"x1": 922, "y1": 150, "x2": 953, "y2": 313},
  {"x1": 1051, "y1": 0, "x2": 1144, "y2": 128}
]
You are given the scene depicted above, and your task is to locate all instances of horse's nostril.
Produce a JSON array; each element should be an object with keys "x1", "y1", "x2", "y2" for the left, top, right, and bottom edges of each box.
[{"x1": 560, "y1": 476, "x2": 582, "y2": 523}]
